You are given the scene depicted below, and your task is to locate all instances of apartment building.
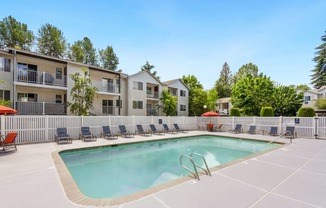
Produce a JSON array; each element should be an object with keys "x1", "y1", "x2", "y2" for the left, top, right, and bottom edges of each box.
[{"x1": 0, "y1": 48, "x2": 189, "y2": 116}]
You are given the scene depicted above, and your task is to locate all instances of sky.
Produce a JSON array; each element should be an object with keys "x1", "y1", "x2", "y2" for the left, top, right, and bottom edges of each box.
[{"x1": 2, "y1": 0, "x2": 326, "y2": 89}]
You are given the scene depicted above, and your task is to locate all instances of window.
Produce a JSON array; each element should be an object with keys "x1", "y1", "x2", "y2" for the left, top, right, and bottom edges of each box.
[
  {"x1": 56, "y1": 68, "x2": 62, "y2": 79},
  {"x1": 304, "y1": 96, "x2": 310, "y2": 101},
  {"x1": 180, "y1": 104, "x2": 186, "y2": 111},
  {"x1": 133, "y1": 101, "x2": 143, "y2": 109},
  {"x1": 170, "y1": 89, "x2": 177, "y2": 96},
  {"x1": 17, "y1": 93, "x2": 37, "y2": 102},
  {"x1": 116, "y1": 100, "x2": 122, "y2": 108},
  {"x1": 55, "y1": 95, "x2": 62, "y2": 104},
  {"x1": 0, "y1": 57, "x2": 11, "y2": 72},
  {"x1": 103, "y1": 99, "x2": 113, "y2": 114},
  {"x1": 180, "y1": 90, "x2": 186, "y2": 97},
  {"x1": 0, "y1": 90, "x2": 10, "y2": 100},
  {"x1": 133, "y1": 81, "x2": 143, "y2": 90},
  {"x1": 17, "y1": 63, "x2": 37, "y2": 83}
]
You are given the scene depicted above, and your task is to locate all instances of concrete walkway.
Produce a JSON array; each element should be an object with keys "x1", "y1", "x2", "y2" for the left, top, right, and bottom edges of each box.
[{"x1": 1, "y1": 132, "x2": 325, "y2": 208}]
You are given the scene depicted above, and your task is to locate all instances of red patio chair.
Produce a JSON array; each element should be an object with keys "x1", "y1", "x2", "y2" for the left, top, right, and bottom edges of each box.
[{"x1": 0, "y1": 132, "x2": 18, "y2": 151}]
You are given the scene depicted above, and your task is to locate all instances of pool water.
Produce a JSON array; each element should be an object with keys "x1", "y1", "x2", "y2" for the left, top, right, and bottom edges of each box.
[{"x1": 60, "y1": 135, "x2": 279, "y2": 198}]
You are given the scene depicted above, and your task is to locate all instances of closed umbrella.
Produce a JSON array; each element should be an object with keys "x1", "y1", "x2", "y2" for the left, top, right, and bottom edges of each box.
[{"x1": 0, "y1": 105, "x2": 17, "y2": 115}]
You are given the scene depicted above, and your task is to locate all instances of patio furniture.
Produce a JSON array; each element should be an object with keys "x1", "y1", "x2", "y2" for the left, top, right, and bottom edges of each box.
[
  {"x1": 163, "y1": 124, "x2": 178, "y2": 134},
  {"x1": 284, "y1": 126, "x2": 295, "y2": 138},
  {"x1": 55, "y1": 128, "x2": 72, "y2": 144},
  {"x1": 101, "y1": 126, "x2": 118, "y2": 140},
  {"x1": 229, "y1": 124, "x2": 242, "y2": 134},
  {"x1": 269, "y1": 127, "x2": 278, "y2": 136},
  {"x1": 247, "y1": 125, "x2": 256, "y2": 134},
  {"x1": 149, "y1": 124, "x2": 165, "y2": 135},
  {"x1": 80, "y1": 127, "x2": 97, "y2": 142},
  {"x1": 0, "y1": 132, "x2": 17, "y2": 151},
  {"x1": 119, "y1": 125, "x2": 135, "y2": 138},
  {"x1": 136, "y1": 125, "x2": 152, "y2": 136},
  {"x1": 173, "y1": 123, "x2": 188, "y2": 133}
]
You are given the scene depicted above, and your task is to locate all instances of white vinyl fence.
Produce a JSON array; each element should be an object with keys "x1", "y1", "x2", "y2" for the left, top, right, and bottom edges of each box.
[{"x1": 0, "y1": 115, "x2": 325, "y2": 144}]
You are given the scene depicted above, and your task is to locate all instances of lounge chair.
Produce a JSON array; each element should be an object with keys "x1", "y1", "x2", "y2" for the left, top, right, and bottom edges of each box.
[
  {"x1": 163, "y1": 124, "x2": 178, "y2": 134},
  {"x1": 269, "y1": 127, "x2": 278, "y2": 136},
  {"x1": 119, "y1": 125, "x2": 135, "y2": 138},
  {"x1": 173, "y1": 124, "x2": 188, "y2": 133},
  {"x1": 136, "y1": 125, "x2": 152, "y2": 136},
  {"x1": 55, "y1": 128, "x2": 72, "y2": 144},
  {"x1": 101, "y1": 126, "x2": 118, "y2": 140},
  {"x1": 247, "y1": 125, "x2": 256, "y2": 134},
  {"x1": 80, "y1": 127, "x2": 97, "y2": 142},
  {"x1": 229, "y1": 124, "x2": 242, "y2": 133},
  {"x1": 0, "y1": 132, "x2": 17, "y2": 151},
  {"x1": 149, "y1": 124, "x2": 165, "y2": 135},
  {"x1": 215, "y1": 124, "x2": 223, "y2": 132},
  {"x1": 284, "y1": 126, "x2": 295, "y2": 138}
]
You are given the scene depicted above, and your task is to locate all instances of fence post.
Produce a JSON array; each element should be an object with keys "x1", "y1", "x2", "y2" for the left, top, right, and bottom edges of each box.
[
  {"x1": 45, "y1": 115, "x2": 49, "y2": 141},
  {"x1": 232, "y1": 116, "x2": 235, "y2": 128},
  {"x1": 279, "y1": 116, "x2": 283, "y2": 133},
  {"x1": 253, "y1": 116, "x2": 256, "y2": 125},
  {"x1": 314, "y1": 116, "x2": 318, "y2": 139},
  {"x1": 0, "y1": 115, "x2": 4, "y2": 136}
]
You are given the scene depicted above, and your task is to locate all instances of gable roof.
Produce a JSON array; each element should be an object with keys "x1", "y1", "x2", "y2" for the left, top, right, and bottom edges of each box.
[
  {"x1": 128, "y1": 70, "x2": 163, "y2": 85},
  {"x1": 162, "y1": 79, "x2": 190, "y2": 90}
]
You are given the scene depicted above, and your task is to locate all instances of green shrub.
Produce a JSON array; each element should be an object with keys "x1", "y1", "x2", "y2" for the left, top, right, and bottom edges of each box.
[
  {"x1": 260, "y1": 106, "x2": 274, "y2": 117},
  {"x1": 230, "y1": 108, "x2": 241, "y2": 116},
  {"x1": 297, "y1": 107, "x2": 315, "y2": 117}
]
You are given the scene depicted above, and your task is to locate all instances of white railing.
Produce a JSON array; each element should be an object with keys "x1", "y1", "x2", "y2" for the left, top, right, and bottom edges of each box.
[
  {"x1": 0, "y1": 116, "x2": 324, "y2": 144},
  {"x1": 16, "y1": 102, "x2": 66, "y2": 115},
  {"x1": 16, "y1": 70, "x2": 67, "y2": 87}
]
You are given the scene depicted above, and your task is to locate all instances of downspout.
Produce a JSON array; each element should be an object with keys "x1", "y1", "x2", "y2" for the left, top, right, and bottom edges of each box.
[
  {"x1": 118, "y1": 73, "x2": 121, "y2": 115},
  {"x1": 12, "y1": 50, "x2": 17, "y2": 109}
]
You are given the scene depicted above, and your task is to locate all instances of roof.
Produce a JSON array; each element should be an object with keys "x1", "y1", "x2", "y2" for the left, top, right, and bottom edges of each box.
[
  {"x1": 128, "y1": 70, "x2": 163, "y2": 85},
  {"x1": 162, "y1": 79, "x2": 190, "y2": 90},
  {"x1": 216, "y1": 97, "x2": 231, "y2": 103}
]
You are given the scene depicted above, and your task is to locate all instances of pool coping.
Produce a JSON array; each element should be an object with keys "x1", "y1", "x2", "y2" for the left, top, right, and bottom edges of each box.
[{"x1": 51, "y1": 134, "x2": 286, "y2": 206}]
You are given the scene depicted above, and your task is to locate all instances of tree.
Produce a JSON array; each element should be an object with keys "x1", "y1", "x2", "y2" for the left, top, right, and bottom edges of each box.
[
  {"x1": 294, "y1": 84, "x2": 311, "y2": 91},
  {"x1": 99, "y1": 45, "x2": 119, "y2": 71},
  {"x1": 231, "y1": 74, "x2": 274, "y2": 116},
  {"x1": 68, "y1": 37, "x2": 97, "y2": 65},
  {"x1": 68, "y1": 67, "x2": 98, "y2": 116},
  {"x1": 214, "y1": 62, "x2": 232, "y2": 98},
  {"x1": 207, "y1": 88, "x2": 218, "y2": 111},
  {"x1": 159, "y1": 89, "x2": 177, "y2": 116},
  {"x1": 315, "y1": 98, "x2": 326, "y2": 109},
  {"x1": 233, "y1": 62, "x2": 259, "y2": 85},
  {"x1": 311, "y1": 30, "x2": 326, "y2": 89},
  {"x1": 37, "y1": 23, "x2": 66, "y2": 58},
  {"x1": 141, "y1": 61, "x2": 160, "y2": 80},
  {"x1": 272, "y1": 85, "x2": 304, "y2": 116},
  {"x1": 0, "y1": 15, "x2": 34, "y2": 50},
  {"x1": 181, "y1": 75, "x2": 206, "y2": 116}
]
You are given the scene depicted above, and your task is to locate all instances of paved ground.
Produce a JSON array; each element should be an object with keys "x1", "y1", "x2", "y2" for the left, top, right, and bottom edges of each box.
[{"x1": 1, "y1": 131, "x2": 325, "y2": 208}]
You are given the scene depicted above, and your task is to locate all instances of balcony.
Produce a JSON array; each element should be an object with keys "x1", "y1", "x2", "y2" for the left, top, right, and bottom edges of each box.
[
  {"x1": 16, "y1": 102, "x2": 66, "y2": 115},
  {"x1": 92, "y1": 82, "x2": 120, "y2": 94},
  {"x1": 147, "y1": 108, "x2": 159, "y2": 116},
  {"x1": 146, "y1": 90, "x2": 159, "y2": 99},
  {"x1": 16, "y1": 70, "x2": 67, "y2": 87}
]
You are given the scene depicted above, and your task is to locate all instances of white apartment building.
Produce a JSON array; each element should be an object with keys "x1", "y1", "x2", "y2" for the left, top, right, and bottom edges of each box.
[{"x1": 0, "y1": 48, "x2": 188, "y2": 116}]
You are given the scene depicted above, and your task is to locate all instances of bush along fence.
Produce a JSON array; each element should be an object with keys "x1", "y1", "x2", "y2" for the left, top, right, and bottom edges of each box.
[{"x1": 0, "y1": 115, "x2": 325, "y2": 144}]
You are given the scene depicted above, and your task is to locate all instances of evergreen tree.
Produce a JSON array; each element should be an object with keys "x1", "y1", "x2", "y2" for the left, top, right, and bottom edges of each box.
[
  {"x1": 68, "y1": 37, "x2": 97, "y2": 65},
  {"x1": 37, "y1": 23, "x2": 66, "y2": 58},
  {"x1": 99, "y1": 45, "x2": 119, "y2": 71},
  {"x1": 233, "y1": 62, "x2": 259, "y2": 85},
  {"x1": 141, "y1": 61, "x2": 160, "y2": 80},
  {"x1": 214, "y1": 62, "x2": 232, "y2": 98},
  {"x1": 311, "y1": 30, "x2": 326, "y2": 89},
  {"x1": 0, "y1": 15, "x2": 34, "y2": 50}
]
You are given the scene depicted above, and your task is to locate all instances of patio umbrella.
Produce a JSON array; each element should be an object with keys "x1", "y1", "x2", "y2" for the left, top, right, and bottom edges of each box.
[
  {"x1": 0, "y1": 105, "x2": 17, "y2": 115},
  {"x1": 201, "y1": 111, "x2": 220, "y2": 125}
]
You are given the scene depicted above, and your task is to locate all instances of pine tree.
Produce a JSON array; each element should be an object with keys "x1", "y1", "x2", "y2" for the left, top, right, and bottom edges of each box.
[
  {"x1": 214, "y1": 62, "x2": 232, "y2": 98},
  {"x1": 311, "y1": 30, "x2": 326, "y2": 89}
]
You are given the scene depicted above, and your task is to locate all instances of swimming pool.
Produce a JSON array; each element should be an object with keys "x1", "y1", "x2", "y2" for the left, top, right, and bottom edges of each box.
[{"x1": 59, "y1": 135, "x2": 279, "y2": 200}]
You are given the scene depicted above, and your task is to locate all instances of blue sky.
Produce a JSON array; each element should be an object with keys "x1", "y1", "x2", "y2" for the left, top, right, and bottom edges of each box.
[{"x1": 2, "y1": 0, "x2": 326, "y2": 89}]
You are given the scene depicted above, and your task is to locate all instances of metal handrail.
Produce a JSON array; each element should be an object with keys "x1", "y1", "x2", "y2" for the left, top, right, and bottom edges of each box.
[
  {"x1": 268, "y1": 131, "x2": 293, "y2": 144},
  {"x1": 190, "y1": 152, "x2": 211, "y2": 176},
  {"x1": 180, "y1": 154, "x2": 199, "y2": 180}
]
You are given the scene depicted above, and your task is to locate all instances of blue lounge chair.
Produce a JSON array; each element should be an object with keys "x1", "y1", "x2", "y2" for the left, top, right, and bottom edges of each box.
[
  {"x1": 229, "y1": 124, "x2": 242, "y2": 134},
  {"x1": 284, "y1": 126, "x2": 295, "y2": 138},
  {"x1": 55, "y1": 128, "x2": 72, "y2": 144},
  {"x1": 173, "y1": 124, "x2": 188, "y2": 133},
  {"x1": 247, "y1": 125, "x2": 256, "y2": 134},
  {"x1": 80, "y1": 127, "x2": 97, "y2": 142},
  {"x1": 136, "y1": 125, "x2": 152, "y2": 136},
  {"x1": 101, "y1": 126, "x2": 118, "y2": 140},
  {"x1": 119, "y1": 125, "x2": 135, "y2": 138},
  {"x1": 163, "y1": 124, "x2": 178, "y2": 134},
  {"x1": 149, "y1": 124, "x2": 165, "y2": 135},
  {"x1": 269, "y1": 127, "x2": 278, "y2": 136}
]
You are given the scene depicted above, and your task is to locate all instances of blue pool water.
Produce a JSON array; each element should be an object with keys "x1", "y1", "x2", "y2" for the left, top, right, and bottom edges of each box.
[{"x1": 60, "y1": 135, "x2": 279, "y2": 198}]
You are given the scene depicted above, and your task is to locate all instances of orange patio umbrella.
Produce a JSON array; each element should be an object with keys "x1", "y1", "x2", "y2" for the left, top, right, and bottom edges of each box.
[
  {"x1": 0, "y1": 105, "x2": 17, "y2": 115},
  {"x1": 201, "y1": 111, "x2": 220, "y2": 126}
]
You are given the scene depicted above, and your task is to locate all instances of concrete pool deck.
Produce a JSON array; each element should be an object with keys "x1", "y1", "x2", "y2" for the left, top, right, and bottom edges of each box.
[{"x1": 0, "y1": 131, "x2": 326, "y2": 208}]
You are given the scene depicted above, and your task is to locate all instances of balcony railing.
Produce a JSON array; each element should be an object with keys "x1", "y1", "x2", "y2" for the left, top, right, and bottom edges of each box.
[
  {"x1": 146, "y1": 91, "x2": 159, "y2": 99},
  {"x1": 16, "y1": 102, "x2": 66, "y2": 115},
  {"x1": 16, "y1": 70, "x2": 67, "y2": 87},
  {"x1": 147, "y1": 108, "x2": 159, "y2": 116},
  {"x1": 92, "y1": 82, "x2": 120, "y2": 94}
]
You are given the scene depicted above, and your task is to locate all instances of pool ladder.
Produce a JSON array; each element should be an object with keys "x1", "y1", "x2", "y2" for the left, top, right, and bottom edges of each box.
[{"x1": 179, "y1": 152, "x2": 211, "y2": 180}]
